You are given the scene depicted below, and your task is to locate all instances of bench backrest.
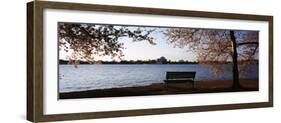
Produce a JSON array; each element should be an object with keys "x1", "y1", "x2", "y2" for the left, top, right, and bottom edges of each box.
[{"x1": 166, "y1": 72, "x2": 196, "y2": 80}]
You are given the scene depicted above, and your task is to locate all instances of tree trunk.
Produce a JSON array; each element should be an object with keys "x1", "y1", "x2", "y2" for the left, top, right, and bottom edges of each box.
[{"x1": 230, "y1": 31, "x2": 241, "y2": 89}]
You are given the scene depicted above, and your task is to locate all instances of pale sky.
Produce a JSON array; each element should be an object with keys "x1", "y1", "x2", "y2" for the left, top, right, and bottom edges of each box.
[{"x1": 115, "y1": 30, "x2": 196, "y2": 61}]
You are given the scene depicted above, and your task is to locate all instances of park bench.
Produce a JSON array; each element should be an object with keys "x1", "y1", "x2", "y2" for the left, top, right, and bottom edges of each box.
[{"x1": 164, "y1": 72, "x2": 196, "y2": 88}]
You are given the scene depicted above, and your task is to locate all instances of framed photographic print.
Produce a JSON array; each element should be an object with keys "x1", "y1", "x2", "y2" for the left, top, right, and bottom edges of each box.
[{"x1": 27, "y1": 0, "x2": 273, "y2": 122}]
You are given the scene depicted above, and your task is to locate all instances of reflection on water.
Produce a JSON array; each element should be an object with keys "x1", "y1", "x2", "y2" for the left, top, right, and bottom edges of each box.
[{"x1": 59, "y1": 64, "x2": 258, "y2": 92}]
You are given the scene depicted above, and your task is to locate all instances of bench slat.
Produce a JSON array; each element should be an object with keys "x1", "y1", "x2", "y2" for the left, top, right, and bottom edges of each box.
[{"x1": 166, "y1": 72, "x2": 196, "y2": 80}]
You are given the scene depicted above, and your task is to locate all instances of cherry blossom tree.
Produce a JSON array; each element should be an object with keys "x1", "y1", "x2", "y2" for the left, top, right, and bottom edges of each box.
[
  {"x1": 164, "y1": 28, "x2": 258, "y2": 89},
  {"x1": 58, "y1": 23, "x2": 156, "y2": 65}
]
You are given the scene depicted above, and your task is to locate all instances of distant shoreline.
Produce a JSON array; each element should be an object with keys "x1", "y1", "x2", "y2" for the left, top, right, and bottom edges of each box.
[
  {"x1": 59, "y1": 59, "x2": 258, "y2": 65},
  {"x1": 59, "y1": 79, "x2": 258, "y2": 99}
]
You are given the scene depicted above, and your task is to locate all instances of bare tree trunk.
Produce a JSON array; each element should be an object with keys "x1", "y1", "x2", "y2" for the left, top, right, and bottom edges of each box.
[{"x1": 230, "y1": 31, "x2": 241, "y2": 89}]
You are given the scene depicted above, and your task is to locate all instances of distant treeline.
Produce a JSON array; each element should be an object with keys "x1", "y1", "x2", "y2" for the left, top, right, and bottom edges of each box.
[
  {"x1": 199, "y1": 60, "x2": 258, "y2": 64},
  {"x1": 59, "y1": 60, "x2": 197, "y2": 64},
  {"x1": 59, "y1": 59, "x2": 258, "y2": 65}
]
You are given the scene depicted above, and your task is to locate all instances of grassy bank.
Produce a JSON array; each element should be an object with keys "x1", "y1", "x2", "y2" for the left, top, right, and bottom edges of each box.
[{"x1": 59, "y1": 80, "x2": 258, "y2": 99}]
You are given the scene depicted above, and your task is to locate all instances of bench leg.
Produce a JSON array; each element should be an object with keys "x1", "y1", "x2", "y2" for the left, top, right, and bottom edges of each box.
[
  {"x1": 192, "y1": 79, "x2": 195, "y2": 89},
  {"x1": 192, "y1": 83, "x2": 194, "y2": 89},
  {"x1": 192, "y1": 81, "x2": 195, "y2": 89}
]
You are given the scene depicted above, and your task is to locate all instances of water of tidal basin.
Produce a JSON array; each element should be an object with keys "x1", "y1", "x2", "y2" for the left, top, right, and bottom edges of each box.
[{"x1": 59, "y1": 64, "x2": 258, "y2": 93}]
